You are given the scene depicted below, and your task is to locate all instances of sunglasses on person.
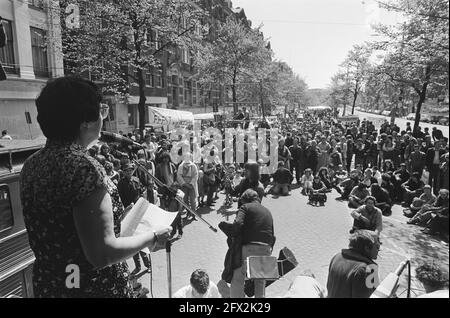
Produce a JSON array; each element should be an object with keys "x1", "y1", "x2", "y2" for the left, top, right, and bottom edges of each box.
[{"x1": 100, "y1": 103, "x2": 110, "y2": 120}]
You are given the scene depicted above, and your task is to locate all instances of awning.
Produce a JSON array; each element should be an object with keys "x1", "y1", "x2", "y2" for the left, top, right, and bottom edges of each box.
[
  {"x1": 193, "y1": 112, "x2": 220, "y2": 121},
  {"x1": 149, "y1": 107, "x2": 194, "y2": 126},
  {"x1": 307, "y1": 105, "x2": 332, "y2": 111}
]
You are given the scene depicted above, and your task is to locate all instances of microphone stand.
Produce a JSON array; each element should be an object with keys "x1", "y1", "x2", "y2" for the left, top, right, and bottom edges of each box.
[
  {"x1": 166, "y1": 241, "x2": 172, "y2": 298},
  {"x1": 133, "y1": 158, "x2": 218, "y2": 298},
  {"x1": 132, "y1": 159, "x2": 218, "y2": 233}
]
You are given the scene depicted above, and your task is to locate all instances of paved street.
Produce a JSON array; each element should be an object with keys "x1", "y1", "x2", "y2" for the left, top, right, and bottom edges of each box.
[{"x1": 131, "y1": 185, "x2": 449, "y2": 298}]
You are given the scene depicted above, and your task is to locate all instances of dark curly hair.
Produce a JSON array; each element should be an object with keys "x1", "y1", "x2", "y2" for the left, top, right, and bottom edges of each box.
[
  {"x1": 190, "y1": 269, "x2": 210, "y2": 295},
  {"x1": 416, "y1": 263, "x2": 449, "y2": 289},
  {"x1": 36, "y1": 76, "x2": 102, "y2": 142}
]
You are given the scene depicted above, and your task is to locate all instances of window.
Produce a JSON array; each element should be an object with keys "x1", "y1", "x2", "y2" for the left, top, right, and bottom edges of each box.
[
  {"x1": 146, "y1": 28, "x2": 161, "y2": 50},
  {"x1": 0, "y1": 185, "x2": 14, "y2": 233},
  {"x1": 145, "y1": 71, "x2": 154, "y2": 87},
  {"x1": 172, "y1": 75, "x2": 178, "y2": 86},
  {"x1": 0, "y1": 20, "x2": 17, "y2": 74},
  {"x1": 181, "y1": 48, "x2": 189, "y2": 64},
  {"x1": 30, "y1": 27, "x2": 49, "y2": 77},
  {"x1": 192, "y1": 81, "x2": 197, "y2": 105},
  {"x1": 28, "y1": 0, "x2": 45, "y2": 10},
  {"x1": 155, "y1": 71, "x2": 162, "y2": 88}
]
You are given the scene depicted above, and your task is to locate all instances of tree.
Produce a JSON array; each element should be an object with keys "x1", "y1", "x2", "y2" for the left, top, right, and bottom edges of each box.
[
  {"x1": 329, "y1": 69, "x2": 352, "y2": 115},
  {"x1": 56, "y1": 0, "x2": 206, "y2": 133},
  {"x1": 196, "y1": 17, "x2": 272, "y2": 114},
  {"x1": 371, "y1": 0, "x2": 449, "y2": 133},
  {"x1": 339, "y1": 44, "x2": 371, "y2": 115}
]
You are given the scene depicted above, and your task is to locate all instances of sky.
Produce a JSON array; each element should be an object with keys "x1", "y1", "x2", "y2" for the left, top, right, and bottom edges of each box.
[{"x1": 232, "y1": 0, "x2": 404, "y2": 89}]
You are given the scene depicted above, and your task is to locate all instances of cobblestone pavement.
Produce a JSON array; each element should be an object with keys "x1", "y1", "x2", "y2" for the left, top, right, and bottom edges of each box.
[{"x1": 130, "y1": 187, "x2": 449, "y2": 298}]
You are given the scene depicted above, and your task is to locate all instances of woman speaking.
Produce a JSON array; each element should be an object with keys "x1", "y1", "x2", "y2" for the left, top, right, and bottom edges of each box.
[{"x1": 20, "y1": 77, "x2": 172, "y2": 297}]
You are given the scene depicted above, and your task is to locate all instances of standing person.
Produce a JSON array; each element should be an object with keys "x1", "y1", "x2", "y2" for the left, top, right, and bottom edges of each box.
[
  {"x1": 426, "y1": 141, "x2": 445, "y2": 195},
  {"x1": 365, "y1": 136, "x2": 378, "y2": 168},
  {"x1": 203, "y1": 161, "x2": 217, "y2": 206},
  {"x1": 278, "y1": 138, "x2": 292, "y2": 170},
  {"x1": 306, "y1": 140, "x2": 319, "y2": 175},
  {"x1": 155, "y1": 152, "x2": 183, "y2": 237},
  {"x1": 354, "y1": 139, "x2": 367, "y2": 171},
  {"x1": 432, "y1": 127, "x2": 444, "y2": 142},
  {"x1": 289, "y1": 137, "x2": 303, "y2": 183},
  {"x1": 317, "y1": 136, "x2": 331, "y2": 171},
  {"x1": 346, "y1": 136, "x2": 355, "y2": 172},
  {"x1": 229, "y1": 190, "x2": 275, "y2": 298},
  {"x1": 20, "y1": 76, "x2": 172, "y2": 297},
  {"x1": 327, "y1": 230, "x2": 380, "y2": 298},
  {"x1": 141, "y1": 134, "x2": 157, "y2": 161},
  {"x1": 409, "y1": 144, "x2": 427, "y2": 177},
  {"x1": 118, "y1": 163, "x2": 142, "y2": 208},
  {"x1": 118, "y1": 163, "x2": 150, "y2": 275},
  {"x1": 177, "y1": 152, "x2": 199, "y2": 217}
]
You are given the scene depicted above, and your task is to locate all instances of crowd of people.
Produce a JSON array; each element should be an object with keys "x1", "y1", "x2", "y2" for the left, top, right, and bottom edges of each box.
[
  {"x1": 90, "y1": 106, "x2": 449, "y2": 298},
  {"x1": 18, "y1": 76, "x2": 448, "y2": 298}
]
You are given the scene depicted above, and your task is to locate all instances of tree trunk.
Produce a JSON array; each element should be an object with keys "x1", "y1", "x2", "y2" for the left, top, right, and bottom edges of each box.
[
  {"x1": 413, "y1": 66, "x2": 431, "y2": 134},
  {"x1": 351, "y1": 88, "x2": 358, "y2": 115},
  {"x1": 138, "y1": 68, "x2": 147, "y2": 135},
  {"x1": 413, "y1": 83, "x2": 428, "y2": 134}
]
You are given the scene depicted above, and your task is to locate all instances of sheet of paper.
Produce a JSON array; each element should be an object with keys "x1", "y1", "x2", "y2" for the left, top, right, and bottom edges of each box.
[{"x1": 120, "y1": 197, "x2": 178, "y2": 253}]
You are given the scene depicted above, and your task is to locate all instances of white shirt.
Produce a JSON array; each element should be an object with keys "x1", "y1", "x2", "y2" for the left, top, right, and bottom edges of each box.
[
  {"x1": 1, "y1": 135, "x2": 12, "y2": 140},
  {"x1": 283, "y1": 276, "x2": 326, "y2": 298},
  {"x1": 173, "y1": 282, "x2": 221, "y2": 298}
]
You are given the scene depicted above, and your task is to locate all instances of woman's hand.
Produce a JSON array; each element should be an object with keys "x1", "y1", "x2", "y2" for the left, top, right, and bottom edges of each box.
[{"x1": 153, "y1": 225, "x2": 173, "y2": 244}]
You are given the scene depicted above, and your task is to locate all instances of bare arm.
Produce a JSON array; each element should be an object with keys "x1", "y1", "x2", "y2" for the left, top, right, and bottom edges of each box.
[{"x1": 73, "y1": 188, "x2": 171, "y2": 269}]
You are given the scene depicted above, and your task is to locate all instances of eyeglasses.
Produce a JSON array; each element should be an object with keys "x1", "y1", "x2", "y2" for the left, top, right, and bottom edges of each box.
[{"x1": 100, "y1": 104, "x2": 110, "y2": 120}]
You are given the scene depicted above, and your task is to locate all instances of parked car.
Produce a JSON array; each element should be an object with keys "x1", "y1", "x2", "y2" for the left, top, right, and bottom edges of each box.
[
  {"x1": 420, "y1": 114, "x2": 431, "y2": 123},
  {"x1": 406, "y1": 113, "x2": 416, "y2": 120},
  {"x1": 382, "y1": 110, "x2": 391, "y2": 116},
  {"x1": 438, "y1": 117, "x2": 449, "y2": 126}
]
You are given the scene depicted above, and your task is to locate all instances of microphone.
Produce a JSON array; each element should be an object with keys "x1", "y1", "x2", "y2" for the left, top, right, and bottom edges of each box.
[
  {"x1": 99, "y1": 131, "x2": 144, "y2": 148},
  {"x1": 370, "y1": 260, "x2": 409, "y2": 298}
]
